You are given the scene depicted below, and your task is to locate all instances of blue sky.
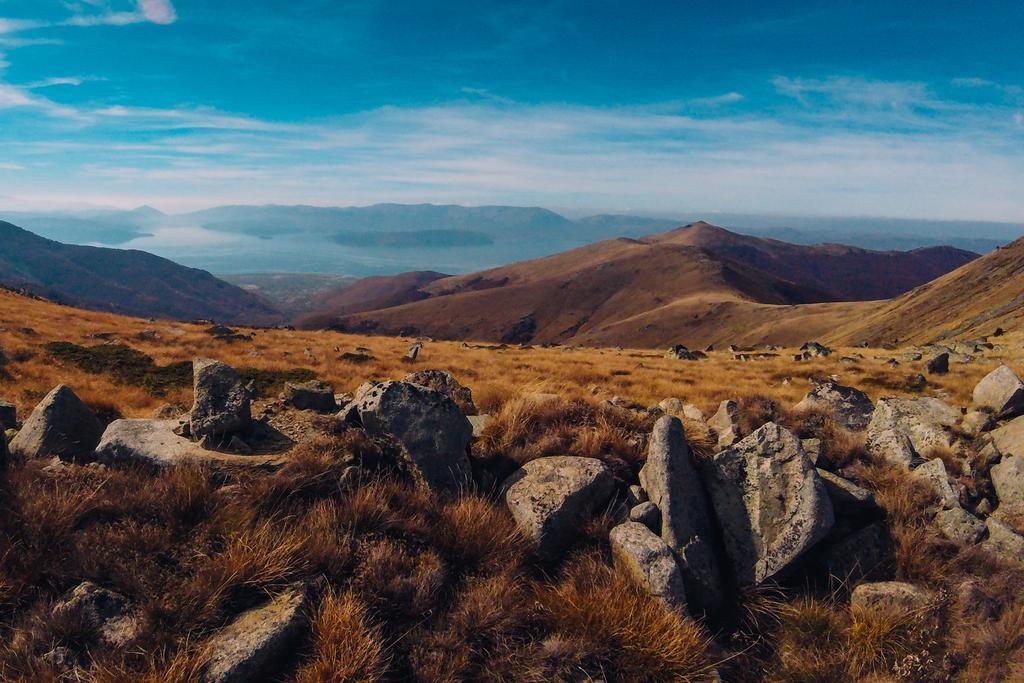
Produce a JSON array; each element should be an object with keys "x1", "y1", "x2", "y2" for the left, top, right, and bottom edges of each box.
[{"x1": 0, "y1": 0, "x2": 1022, "y2": 219}]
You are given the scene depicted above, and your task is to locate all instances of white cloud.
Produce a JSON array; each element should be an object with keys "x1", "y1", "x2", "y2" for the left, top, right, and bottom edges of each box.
[
  {"x1": 0, "y1": 162, "x2": 24, "y2": 170},
  {"x1": 688, "y1": 92, "x2": 745, "y2": 107},
  {"x1": 138, "y1": 0, "x2": 176, "y2": 25}
]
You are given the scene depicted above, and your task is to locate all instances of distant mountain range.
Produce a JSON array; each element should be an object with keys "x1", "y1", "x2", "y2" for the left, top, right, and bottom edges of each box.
[
  {"x1": 0, "y1": 220, "x2": 283, "y2": 325},
  {"x1": 298, "y1": 221, "x2": 979, "y2": 347}
]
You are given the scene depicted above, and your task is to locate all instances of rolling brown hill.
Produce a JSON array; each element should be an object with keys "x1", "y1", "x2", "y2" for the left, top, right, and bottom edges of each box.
[
  {"x1": 0, "y1": 220, "x2": 283, "y2": 325},
  {"x1": 829, "y1": 235, "x2": 1024, "y2": 346},
  {"x1": 301, "y1": 222, "x2": 980, "y2": 348}
]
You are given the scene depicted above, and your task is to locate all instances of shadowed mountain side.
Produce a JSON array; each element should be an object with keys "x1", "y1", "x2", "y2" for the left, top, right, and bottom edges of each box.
[{"x1": 0, "y1": 221, "x2": 283, "y2": 325}]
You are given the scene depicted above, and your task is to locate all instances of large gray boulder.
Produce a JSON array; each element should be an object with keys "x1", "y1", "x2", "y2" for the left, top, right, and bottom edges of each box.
[
  {"x1": 403, "y1": 369, "x2": 477, "y2": 415},
  {"x1": 96, "y1": 419, "x2": 283, "y2": 469},
  {"x1": 639, "y1": 416, "x2": 724, "y2": 613},
  {"x1": 973, "y1": 365, "x2": 1024, "y2": 419},
  {"x1": 609, "y1": 522, "x2": 689, "y2": 613},
  {"x1": 8, "y1": 385, "x2": 102, "y2": 460},
  {"x1": 702, "y1": 422, "x2": 835, "y2": 585},
  {"x1": 502, "y1": 456, "x2": 614, "y2": 561},
  {"x1": 201, "y1": 586, "x2": 309, "y2": 683},
  {"x1": 794, "y1": 380, "x2": 874, "y2": 432},
  {"x1": 355, "y1": 380, "x2": 472, "y2": 493},
  {"x1": 865, "y1": 397, "x2": 960, "y2": 467},
  {"x1": 189, "y1": 358, "x2": 251, "y2": 439},
  {"x1": 708, "y1": 399, "x2": 742, "y2": 450},
  {"x1": 991, "y1": 454, "x2": 1024, "y2": 518}
]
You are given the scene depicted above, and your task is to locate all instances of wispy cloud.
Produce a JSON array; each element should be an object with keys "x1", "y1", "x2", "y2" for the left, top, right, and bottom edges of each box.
[{"x1": 138, "y1": 0, "x2": 176, "y2": 25}]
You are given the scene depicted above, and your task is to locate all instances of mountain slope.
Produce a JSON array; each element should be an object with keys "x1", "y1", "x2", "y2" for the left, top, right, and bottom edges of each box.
[
  {"x1": 829, "y1": 236, "x2": 1024, "y2": 345},
  {"x1": 0, "y1": 221, "x2": 283, "y2": 324},
  {"x1": 303, "y1": 222, "x2": 978, "y2": 347}
]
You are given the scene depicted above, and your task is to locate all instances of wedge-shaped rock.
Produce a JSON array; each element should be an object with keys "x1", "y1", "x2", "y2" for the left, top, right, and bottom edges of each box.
[
  {"x1": 708, "y1": 399, "x2": 742, "y2": 450},
  {"x1": 356, "y1": 380, "x2": 472, "y2": 493},
  {"x1": 96, "y1": 419, "x2": 283, "y2": 469},
  {"x1": 503, "y1": 456, "x2": 613, "y2": 561},
  {"x1": 973, "y1": 365, "x2": 1024, "y2": 419},
  {"x1": 865, "y1": 397, "x2": 959, "y2": 467},
  {"x1": 794, "y1": 380, "x2": 874, "y2": 432},
  {"x1": 991, "y1": 453, "x2": 1024, "y2": 518},
  {"x1": 640, "y1": 416, "x2": 724, "y2": 612},
  {"x1": 190, "y1": 358, "x2": 251, "y2": 438},
  {"x1": 9, "y1": 385, "x2": 102, "y2": 460},
  {"x1": 816, "y1": 469, "x2": 877, "y2": 514},
  {"x1": 702, "y1": 422, "x2": 834, "y2": 585},
  {"x1": 981, "y1": 517, "x2": 1024, "y2": 564},
  {"x1": 851, "y1": 581, "x2": 933, "y2": 613},
  {"x1": 610, "y1": 522, "x2": 688, "y2": 613},
  {"x1": 202, "y1": 586, "x2": 309, "y2": 683}
]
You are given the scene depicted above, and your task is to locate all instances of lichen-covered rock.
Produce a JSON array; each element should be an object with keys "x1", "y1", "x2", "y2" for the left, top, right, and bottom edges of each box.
[
  {"x1": 702, "y1": 422, "x2": 835, "y2": 585},
  {"x1": 973, "y1": 365, "x2": 1024, "y2": 419},
  {"x1": 708, "y1": 399, "x2": 742, "y2": 450},
  {"x1": 403, "y1": 369, "x2": 477, "y2": 415},
  {"x1": 991, "y1": 454, "x2": 1024, "y2": 518},
  {"x1": 189, "y1": 358, "x2": 251, "y2": 438},
  {"x1": 280, "y1": 380, "x2": 337, "y2": 413},
  {"x1": 629, "y1": 501, "x2": 661, "y2": 532},
  {"x1": 961, "y1": 410, "x2": 995, "y2": 437},
  {"x1": 865, "y1": 397, "x2": 960, "y2": 467},
  {"x1": 502, "y1": 456, "x2": 614, "y2": 561},
  {"x1": 201, "y1": 586, "x2": 309, "y2": 683},
  {"x1": 990, "y1": 416, "x2": 1024, "y2": 459},
  {"x1": 356, "y1": 380, "x2": 472, "y2": 493},
  {"x1": 935, "y1": 507, "x2": 986, "y2": 545},
  {"x1": 52, "y1": 581, "x2": 139, "y2": 648},
  {"x1": 982, "y1": 517, "x2": 1024, "y2": 564},
  {"x1": 8, "y1": 385, "x2": 102, "y2": 460},
  {"x1": 96, "y1": 419, "x2": 284, "y2": 469},
  {"x1": 912, "y1": 458, "x2": 958, "y2": 509},
  {"x1": 640, "y1": 415, "x2": 724, "y2": 612},
  {"x1": 816, "y1": 469, "x2": 877, "y2": 514},
  {"x1": 609, "y1": 522, "x2": 689, "y2": 613},
  {"x1": 794, "y1": 380, "x2": 874, "y2": 432},
  {"x1": 851, "y1": 581, "x2": 933, "y2": 613}
]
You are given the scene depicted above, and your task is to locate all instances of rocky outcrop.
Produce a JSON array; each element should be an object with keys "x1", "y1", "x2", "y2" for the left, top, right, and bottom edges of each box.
[
  {"x1": 355, "y1": 380, "x2": 472, "y2": 493},
  {"x1": 403, "y1": 369, "x2": 477, "y2": 414},
  {"x1": 702, "y1": 422, "x2": 835, "y2": 585},
  {"x1": 609, "y1": 522, "x2": 689, "y2": 613},
  {"x1": 201, "y1": 586, "x2": 310, "y2": 683},
  {"x1": 8, "y1": 385, "x2": 102, "y2": 461},
  {"x1": 281, "y1": 380, "x2": 337, "y2": 413},
  {"x1": 189, "y1": 358, "x2": 251, "y2": 439},
  {"x1": 502, "y1": 456, "x2": 614, "y2": 561},
  {"x1": 794, "y1": 380, "x2": 874, "y2": 432},
  {"x1": 973, "y1": 365, "x2": 1024, "y2": 419},
  {"x1": 639, "y1": 416, "x2": 724, "y2": 613},
  {"x1": 708, "y1": 400, "x2": 742, "y2": 450},
  {"x1": 865, "y1": 397, "x2": 960, "y2": 467}
]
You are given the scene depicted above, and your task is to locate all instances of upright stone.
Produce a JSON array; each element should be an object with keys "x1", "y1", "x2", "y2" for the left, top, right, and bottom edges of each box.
[
  {"x1": 8, "y1": 385, "x2": 103, "y2": 460},
  {"x1": 639, "y1": 416, "x2": 724, "y2": 613},
  {"x1": 709, "y1": 400, "x2": 742, "y2": 450},
  {"x1": 609, "y1": 522, "x2": 689, "y2": 613},
  {"x1": 973, "y1": 365, "x2": 1024, "y2": 419},
  {"x1": 189, "y1": 358, "x2": 251, "y2": 439},
  {"x1": 702, "y1": 422, "x2": 835, "y2": 585}
]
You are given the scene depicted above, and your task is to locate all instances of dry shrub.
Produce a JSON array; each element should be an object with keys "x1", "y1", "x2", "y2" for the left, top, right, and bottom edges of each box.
[
  {"x1": 426, "y1": 494, "x2": 528, "y2": 575},
  {"x1": 351, "y1": 538, "x2": 447, "y2": 625},
  {"x1": 294, "y1": 590, "x2": 389, "y2": 683}
]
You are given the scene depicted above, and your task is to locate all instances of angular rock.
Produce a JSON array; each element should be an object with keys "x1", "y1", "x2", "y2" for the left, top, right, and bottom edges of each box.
[
  {"x1": 800, "y1": 341, "x2": 832, "y2": 357},
  {"x1": 961, "y1": 410, "x2": 994, "y2": 437},
  {"x1": 8, "y1": 385, "x2": 103, "y2": 461},
  {"x1": 794, "y1": 380, "x2": 874, "y2": 432},
  {"x1": 990, "y1": 416, "x2": 1024, "y2": 459},
  {"x1": 626, "y1": 484, "x2": 648, "y2": 507},
  {"x1": 974, "y1": 365, "x2": 1024, "y2": 419},
  {"x1": 935, "y1": 507, "x2": 986, "y2": 545},
  {"x1": 801, "y1": 438, "x2": 824, "y2": 465},
  {"x1": 404, "y1": 369, "x2": 477, "y2": 415},
  {"x1": 702, "y1": 422, "x2": 835, "y2": 586},
  {"x1": 851, "y1": 581, "x2": 933, "y2": 613},
  {"x1": 52, "y1": 581, "x2": 139, "y2": 648},
  {"x1": 190, "y1": 358, "x2": 251, "y2": 439},
  {"x1": 657, "y1": 398, "x2": 704, "y2": 422},
  {"x1": 467, "y1": 414, "x2": 493, "y2": 438},
  {"x1": 0, "y1": 400, "x2": 16, "y2": 430},
  {"x1": 201, "y1": 586, "x2": 309, "y2": 683},
  {"x1": 609, "y1": 522, "x2": 689, "y2": 613},
  {"x1": 816, "y1": 469, "x2": 877, "y2": 514},
  {"x1": 640, "y1": 416, "x2": 725, "y2": 612},
  {"x1": 629, "y1": 501, "x2": 661, "y2": 532},
  {"x1": 981, "y1": 517, "x2": 1024, "y2": 564},
  {"x1": 991, "y1": 454, "x2": 1024, "y2": 518},
  {"x1": 96, "y1": 419, "x2": 284, "y2": 469},
  {"x1": 502, "y1": 456, "x2": 614, "y2": 561},
  {"x1": 280, "y1": 380, "x2": 337, "y2": 413},
  {"x1": 356, "y1": 380, "x2": 472, "y2": 493},
  {"x1": 708, "y1": 399, "x2": 742, "y2": 450},
  {"x1": 926, "y1": 352, "x2": 949, "y2": 375},
  {"x1": 865, "y1": 397, "x2": 959, "y2": 467},
  {"x1": 912, "y1": 459, "x2": 958, "y2": 509}
]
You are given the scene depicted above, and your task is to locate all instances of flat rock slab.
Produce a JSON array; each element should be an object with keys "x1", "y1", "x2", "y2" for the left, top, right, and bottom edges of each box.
[
  {"x1": 96, "y1": 420, "x2": 286, "y2": 470},
  {"x1": 503, "y1": 455, "x2": 614, "y2": 561},
  {"x1": 202, "y1": 586, "x2": 309, "y2": 683},
  {"x1": 702, "y1": 422, "x2": 834, "y2": 586},
  {"x1": 851, "y1": 581, "x2": 933, "y2": 613},
  {"x1": 610, "y1": 522, "x2": 689, "y2": 613}
]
